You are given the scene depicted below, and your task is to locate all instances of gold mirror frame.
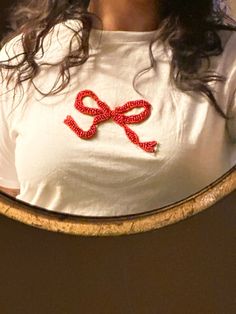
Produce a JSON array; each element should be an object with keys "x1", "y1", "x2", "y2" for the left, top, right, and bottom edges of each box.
[{"x1": 0, "y1": 165, "x2": 235, "y2": 236}]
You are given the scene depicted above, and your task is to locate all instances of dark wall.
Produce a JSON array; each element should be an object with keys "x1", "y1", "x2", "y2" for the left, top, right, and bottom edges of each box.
[
  {"x1": 0, "y1": 0, "x2": 14, "y2": 40},
  {"x1": 0, "y1": 191, "x2": 235, "y2": 314}
]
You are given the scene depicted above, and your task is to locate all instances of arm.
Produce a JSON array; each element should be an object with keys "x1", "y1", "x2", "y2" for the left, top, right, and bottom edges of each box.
[
  {"x1": 0, "y1": 38, "x2": 21, "y2": 197},
  {"x1": 0, "y1": 186, "x2": 20, "y2": 197}
]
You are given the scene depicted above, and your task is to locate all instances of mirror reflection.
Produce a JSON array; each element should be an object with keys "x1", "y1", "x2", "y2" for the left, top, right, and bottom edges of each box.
[{"x1": 0, "y1": 0, "x2": 236, "y2": 217}]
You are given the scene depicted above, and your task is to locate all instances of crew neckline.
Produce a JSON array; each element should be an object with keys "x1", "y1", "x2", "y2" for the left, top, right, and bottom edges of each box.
[
  {"x1": 63, "y1": 19, "x2": 161, "y2": 44},
  {"x1": 89, "y1": 27, "x2": 161, "y2": 45},
  {"x1": 63, "y1": 19, "x2": 168, "y2": 56}
]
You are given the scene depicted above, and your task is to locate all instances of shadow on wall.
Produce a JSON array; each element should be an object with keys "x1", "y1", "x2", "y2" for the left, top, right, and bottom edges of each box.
[{"x1": 0, "y1": 1, "x2": 12, "y2": 40}]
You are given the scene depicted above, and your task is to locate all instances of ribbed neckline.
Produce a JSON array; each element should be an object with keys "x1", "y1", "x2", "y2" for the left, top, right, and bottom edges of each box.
[{"x1": 89, "y1": 27, "x2": 161, "y2": 45}]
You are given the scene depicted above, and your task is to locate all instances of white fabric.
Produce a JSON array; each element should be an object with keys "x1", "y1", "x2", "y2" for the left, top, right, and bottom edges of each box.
[{"x1": 0, "y1": 19, "x2": 236, "y2": 216}]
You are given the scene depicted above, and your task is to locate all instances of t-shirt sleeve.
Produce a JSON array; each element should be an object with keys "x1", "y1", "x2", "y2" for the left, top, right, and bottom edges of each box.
[
  {"x1": 222, "y1": 31, "x2": 236, "y2": 145},
  {"x1": 0, "y1": 37, "x2": 21, "y2": 189},
  {"x1": 226, "y1": 90, "x2": 236, "y2": 144},
  {"x1": 0, "y1": 103, "x2": 20, "y2": 189}
]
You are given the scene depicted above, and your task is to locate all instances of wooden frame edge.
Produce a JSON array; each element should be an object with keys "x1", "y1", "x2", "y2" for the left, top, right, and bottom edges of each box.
[{"x1": 0, "y1": 166, "x2": 235, "y2": 236}]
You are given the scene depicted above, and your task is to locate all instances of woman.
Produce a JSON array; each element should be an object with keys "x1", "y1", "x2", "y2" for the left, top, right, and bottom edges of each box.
[{"x1": 0, "y1": 0, "x2": 235, "y2": 216}]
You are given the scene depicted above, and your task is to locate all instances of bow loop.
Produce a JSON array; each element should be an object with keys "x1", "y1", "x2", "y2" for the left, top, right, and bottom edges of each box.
[
  {"x1": 115, "y1": 100, "x2": 151, "y2": 124},
  {"x1": 64, "y1": 89, "x2": 158, "y2": 153}
]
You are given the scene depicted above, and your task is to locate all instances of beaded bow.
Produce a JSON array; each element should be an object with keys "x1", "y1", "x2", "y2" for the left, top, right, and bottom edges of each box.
[{"x1": 64, "y1": 89, "x2": 158, "y2": 153}]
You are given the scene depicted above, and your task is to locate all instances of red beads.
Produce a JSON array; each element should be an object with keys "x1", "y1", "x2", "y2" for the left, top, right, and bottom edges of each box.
[{"x1": 64, "y1": 89, "x2": 158, "y2": 153}]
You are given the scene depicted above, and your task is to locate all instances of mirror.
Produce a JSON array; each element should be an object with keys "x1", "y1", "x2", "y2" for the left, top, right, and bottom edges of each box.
[{"x1": 0, "y1": 0, "x2": 236, "y2": 236}]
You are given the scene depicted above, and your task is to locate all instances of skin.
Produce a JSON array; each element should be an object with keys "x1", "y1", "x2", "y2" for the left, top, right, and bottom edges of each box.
[
  {"x1": 0, "y1": 0, "x2": 160, "y2": 198},
  {"x1": 87, "y1": 0, "x2": 161, "y2": 31}
]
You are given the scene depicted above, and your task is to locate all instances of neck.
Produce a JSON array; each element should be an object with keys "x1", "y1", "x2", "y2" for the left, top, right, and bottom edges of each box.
[{"x1": 87, "y1": 0, "x2": 160, "y2": 32}]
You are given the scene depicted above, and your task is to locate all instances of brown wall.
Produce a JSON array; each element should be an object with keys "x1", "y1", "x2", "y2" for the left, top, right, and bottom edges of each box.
[{"x1": 0, "y1": 190, "x2": 235, "y2": 314}]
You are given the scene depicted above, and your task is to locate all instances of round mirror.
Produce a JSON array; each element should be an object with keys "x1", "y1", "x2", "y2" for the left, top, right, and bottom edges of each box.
[
  {"x1": 0, "y1": 0, "x2": 235, "y2": 236},
  {"x1": 0, "y1": 165, "x2": 235, "y2": 236}
]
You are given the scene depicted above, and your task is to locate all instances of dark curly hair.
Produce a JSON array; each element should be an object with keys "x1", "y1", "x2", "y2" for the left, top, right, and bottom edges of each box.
[{"x1": 0, "y1": 0, "x2": 236, "y2": 119}]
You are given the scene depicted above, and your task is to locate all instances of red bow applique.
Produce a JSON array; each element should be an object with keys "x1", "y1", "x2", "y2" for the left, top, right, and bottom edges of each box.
[{"x1": 64, "y1": 89, "x2": 158, "y2": 153}]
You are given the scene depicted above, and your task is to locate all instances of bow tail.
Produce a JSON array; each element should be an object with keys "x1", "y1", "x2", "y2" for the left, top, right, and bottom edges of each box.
[
  {"x1": 123, "y1": 125, "x2": 158, "y2": 153},
  {"x1": 64, "y1": 115, "x2": 97, "y2": 139}
]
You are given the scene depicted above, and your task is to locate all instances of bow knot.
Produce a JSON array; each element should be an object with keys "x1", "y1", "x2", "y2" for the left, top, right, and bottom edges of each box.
[{"x1": 64, "y1": 89, "x2": 158, "y2": 153}]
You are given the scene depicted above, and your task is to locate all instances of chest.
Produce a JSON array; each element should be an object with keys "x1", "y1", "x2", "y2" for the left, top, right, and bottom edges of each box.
[{"x1": 10, "y1": 77, "x2": 228, "y2": 184}]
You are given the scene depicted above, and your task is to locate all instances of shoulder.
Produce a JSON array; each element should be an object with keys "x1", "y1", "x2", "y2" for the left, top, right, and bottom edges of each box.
[
  {"x1": 0, "y1": 33, "x2": 24, "y2": 93},
  {"x1": 0, "y1": 33, "x2": 24, "y2": 65},
  {"x1": 211, "y1": 30, "x2": 236, "y2": 81},
  {"x1": 216, "y1": 30, "x2": 236, "y2": 116},
  {"x1": 36, "y1": 19, "x2": 83, "y2": 63},
  {"x1": 218, "y1": 29, "x2": 236, "y2": 61},
  {"x1": 0, "y1": 19, "x2": 83, "y2": 65}
]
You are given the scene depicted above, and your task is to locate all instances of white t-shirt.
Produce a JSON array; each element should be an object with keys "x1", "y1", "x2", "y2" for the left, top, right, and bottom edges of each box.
[{"x1": 0, "y1": 19, "x2": 236, "y2": 216}]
